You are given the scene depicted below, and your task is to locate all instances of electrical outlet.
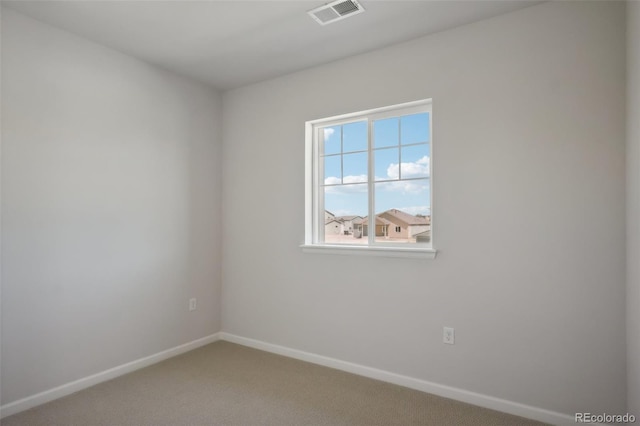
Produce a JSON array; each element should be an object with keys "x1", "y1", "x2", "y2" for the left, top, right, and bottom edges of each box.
[
  {"x1": 443, "y1": 327, "x2": 454, "y2": 345},
  {"x1": 189, "y1": 298, "x2": 197, "y2": 311}
]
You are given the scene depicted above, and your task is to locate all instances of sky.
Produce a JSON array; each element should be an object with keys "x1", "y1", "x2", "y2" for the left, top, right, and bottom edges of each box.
[{"x1": 321, "y1": 112, "x2": 431, "y2": 218}]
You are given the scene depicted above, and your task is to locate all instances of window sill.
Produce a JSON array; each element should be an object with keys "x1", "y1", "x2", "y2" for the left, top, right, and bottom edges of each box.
[{"x1": 300, "y1": 244, "x2": 437, "y2": 259}]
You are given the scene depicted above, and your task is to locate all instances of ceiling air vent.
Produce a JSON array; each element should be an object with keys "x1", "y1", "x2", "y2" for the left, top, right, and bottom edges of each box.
[{"x1": 308, "y1": 0, "x2": 365, "y2": 26}]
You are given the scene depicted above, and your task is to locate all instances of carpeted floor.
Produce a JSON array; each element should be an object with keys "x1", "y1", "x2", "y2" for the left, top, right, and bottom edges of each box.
[{"x1": 2, "y1": 341, "x2": 549, "y2": 425}]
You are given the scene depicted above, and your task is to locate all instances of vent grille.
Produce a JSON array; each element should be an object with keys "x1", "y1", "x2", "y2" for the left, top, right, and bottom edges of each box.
[
  {"x1": 332, "y1": 0, "x2": 360, "y2": 16},
  {"x1": 308, "y1": 0, "x2": 365, "y2": 26}
]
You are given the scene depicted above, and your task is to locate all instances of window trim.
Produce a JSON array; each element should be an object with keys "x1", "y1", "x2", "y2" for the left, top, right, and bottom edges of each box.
[{"x1": 302, "y1": 99, "x2": 436, "y2": 259}]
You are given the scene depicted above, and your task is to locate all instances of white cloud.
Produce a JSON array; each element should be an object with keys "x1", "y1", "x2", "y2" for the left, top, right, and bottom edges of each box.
[
  {"x1": 324, "y1": 176, "x2": 341, "y2": 185},
  {"x1": 326, "y1": 172, "x2": 428, "y2": 195},
  {"x1": 387, "y1": 156, "x2": 430, "y2": 179},
  {"x1": 325, "y1": 185, "x2": 368, "y2": 194},
  {"x1": 324, "y1": 175, "x2": 368, "y2": 194},
  {"x1": 324, "y1": 174, "x2": 367, "y2": 186},
  {"x1": 376, "y1": 180, "x2": 428, "y2": 194},
  {"x1": 323, "y1": 128, "x2": 335, "y2": 139},
  {"x1": 398, "y1": 205, "x2": 431, "y2": 216},
  {"x1": 343, "y1": 174, "x2": 367, "y2": 184}
]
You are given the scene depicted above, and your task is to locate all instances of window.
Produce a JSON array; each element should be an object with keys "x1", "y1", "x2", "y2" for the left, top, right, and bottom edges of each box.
[{"x1": 303, "y1": 99, "x2": 436, "y2": 258}]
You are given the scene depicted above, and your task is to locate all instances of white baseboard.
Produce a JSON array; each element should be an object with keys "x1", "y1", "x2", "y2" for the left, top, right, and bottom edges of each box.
[
  {"x1": 219, "y1": 332, "x2": 578, "y2": 426},
  {"x1": 0, "y1": 333, "x2": 221, "y2": 419},
  {"x1": 0, "y1": 331, "x2": 596, "y2": 426}
]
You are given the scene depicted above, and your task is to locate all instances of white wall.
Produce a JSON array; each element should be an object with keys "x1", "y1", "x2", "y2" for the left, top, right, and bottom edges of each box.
[
  {"x1": 628, "y1": 0, "x2": 640, "y2": 416},
  {"x1": 1, "y1": 8, "x2": 222, "y2": 404},
  {"x1": 222, "y1": 1, "x2": 626, "y2": 416}
]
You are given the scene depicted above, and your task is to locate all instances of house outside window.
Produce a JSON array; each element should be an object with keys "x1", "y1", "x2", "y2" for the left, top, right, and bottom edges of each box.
[{"x1": 303, "y1": 99, "x2": 436, "y2": 259}]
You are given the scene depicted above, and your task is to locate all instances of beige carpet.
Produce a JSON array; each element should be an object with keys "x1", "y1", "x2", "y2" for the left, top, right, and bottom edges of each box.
[{"x1": 2, "y1": 341, "x2": 549, "y2": 426}]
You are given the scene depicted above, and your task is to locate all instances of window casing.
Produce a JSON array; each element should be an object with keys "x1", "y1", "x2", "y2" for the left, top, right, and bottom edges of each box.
[{"x1": 303, "y1": 99, "x2": 436, "y2": 259}]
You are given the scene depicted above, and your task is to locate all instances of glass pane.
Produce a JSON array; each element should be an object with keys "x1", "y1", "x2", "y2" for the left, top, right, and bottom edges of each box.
[
  {"x1": 374, "y1": 180, "x2": 431, "y2": 244},
  {"x1": 374, "y1": 147, "x2": 398, "y2": 181},
  {"x1": 323, "y1": 155, "x2": 341, "y2": 185},
  {"x1": 343, "y1": 152, "x2": 368, "y2": 183},
  {"x1": 342, "y1": 121, "x2": 367, "y2": 153},
  {"x1": 401, "y1": 113, "x2": 429, "y2": 145},
  {"x1": 322, "y1": 126, "x2": 341, "y2": 155},
  {"x1": 400, "y1": 145, "x2": 429, "y2": 179},
  {"x1": 323, "y1": 184, "x2": 368, "y2": 245},
  {"x1": 373, "y1": 118, "x2": 398, "y2": 148}
]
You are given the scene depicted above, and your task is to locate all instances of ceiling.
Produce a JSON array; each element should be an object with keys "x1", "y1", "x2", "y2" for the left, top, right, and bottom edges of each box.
[{"x1": 2, "y1": 0, "x2": 541, "y2": 91}]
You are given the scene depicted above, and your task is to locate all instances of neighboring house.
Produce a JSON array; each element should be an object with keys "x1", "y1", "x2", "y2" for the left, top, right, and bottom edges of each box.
[
  {"x1": 324, "y1": 210, "x2": 336, "y2": 223},
  {"x1": 330, "y1": 209, "x2": 429, "y2": 241},
  {"x1": 325, "y1": 218, "x2": 343, "y2": 235},
  {"x1": 324, "y1": 210, "x2": 342, "y2": 235},
  {"x1": 353, "y1": 216, "x2": 392, "y2": 237},
  {"x1": 379, "y1": 209, "x2": 430, "y2": 240},
  {"x1": 335, "y1": 215, "x2": 362, "y2": 235},
  {"x1": 414, "y1": 229, "x2": 431, "y2": 243},
  {"x1": 325, "y1": 212, "x2": 364, "y2": 236},
  {"x1": 352, "y1": 217, "x2": 364, "y2": 237}
]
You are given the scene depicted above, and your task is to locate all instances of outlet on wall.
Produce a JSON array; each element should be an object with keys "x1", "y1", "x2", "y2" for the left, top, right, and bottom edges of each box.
[
  {"x1": 189, "y1": 298, "x2": 197, "y2": 311},
  {"x1": 443, "y1": 326, "x2": 455, "y2": 344}
]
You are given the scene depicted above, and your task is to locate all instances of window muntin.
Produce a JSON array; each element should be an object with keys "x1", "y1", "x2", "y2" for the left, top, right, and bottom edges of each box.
[{"x1": 307, "y1": 100, "x2": 433, "y2": 251}]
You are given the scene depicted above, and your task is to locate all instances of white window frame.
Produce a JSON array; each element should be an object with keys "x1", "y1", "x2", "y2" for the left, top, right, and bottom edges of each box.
[{"x1": 302, "y1": 99, "x2": 436, "y2": 259}]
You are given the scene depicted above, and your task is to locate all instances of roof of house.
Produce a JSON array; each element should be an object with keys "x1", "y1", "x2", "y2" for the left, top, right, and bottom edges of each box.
[
  {"x1": 379, "y1": 209, "x2": 430, "y2": 227},
  {"x1": 336, "y1": 215, "x2": 362, "y2": 221},
  {"x1": 413, "y1": 229, "x2": 431, "y2": 240},
  {"x1": 354, "y1": 216, "x2": 392, "y2": 226},
  {"x1": 413, "y1": 230, "x2": 431, "y2": 237}
]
